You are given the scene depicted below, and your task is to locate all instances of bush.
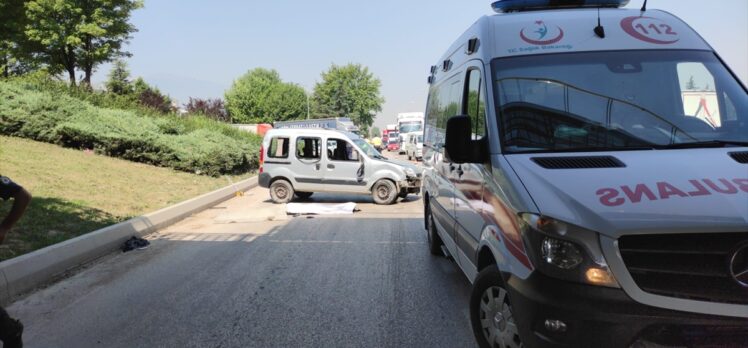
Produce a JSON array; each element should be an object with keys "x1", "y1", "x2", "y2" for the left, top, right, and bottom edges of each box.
[
  {"x1": 0, "y1": 79, "x2": 261, "y2": 176},
  {"x1": 185, "y1": 98, "x2": 229, "y2": 122}
]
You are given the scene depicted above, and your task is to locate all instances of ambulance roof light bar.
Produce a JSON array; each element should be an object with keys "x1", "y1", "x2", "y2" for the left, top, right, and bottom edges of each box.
[{"x1": 491, "y1": 0, "x2": 630, "y2": 13}]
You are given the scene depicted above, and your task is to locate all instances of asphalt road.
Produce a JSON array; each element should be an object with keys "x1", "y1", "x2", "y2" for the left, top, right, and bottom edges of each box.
[{"x1": 8, "y1": 152, "x2": 476, "y2": 347}]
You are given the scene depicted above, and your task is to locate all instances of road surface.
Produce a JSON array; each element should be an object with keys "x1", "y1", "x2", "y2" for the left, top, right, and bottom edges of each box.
[{"x1": 8, "y1": 153, "x2": 476, "y2": 347}]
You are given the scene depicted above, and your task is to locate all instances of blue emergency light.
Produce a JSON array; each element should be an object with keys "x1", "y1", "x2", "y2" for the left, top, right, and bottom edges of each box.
[{"x1": 491, "y1": 0, "x2": 630, "y2": 13}]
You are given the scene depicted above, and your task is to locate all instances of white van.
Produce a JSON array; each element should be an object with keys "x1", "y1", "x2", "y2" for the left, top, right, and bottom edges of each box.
[
  {"x1": 404, "y1": 133, "x2": 424, "y2": 161},
  {"x1": 421, "y1": 1, "x2": 748, "y2": 347},
  {"x1": 258, "y1": 128, "x2": 421, "y2": 204}
]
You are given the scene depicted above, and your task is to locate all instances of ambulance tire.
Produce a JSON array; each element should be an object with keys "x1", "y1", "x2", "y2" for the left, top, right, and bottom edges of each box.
[
  {"x1": 470, "y1": 265, "x2": 523, "y2": 348},
  {"x1": 426, "y1": 209, "x2": 443, "y2": 256}
]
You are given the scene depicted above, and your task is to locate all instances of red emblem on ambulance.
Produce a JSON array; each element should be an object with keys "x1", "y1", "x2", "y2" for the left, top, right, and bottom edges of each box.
[{"x1": 520, "y1": 20, "x2": 565, "y2": 45}]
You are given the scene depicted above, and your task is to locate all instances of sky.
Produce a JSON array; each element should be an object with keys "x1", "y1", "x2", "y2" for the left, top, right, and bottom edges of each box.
[{"x1": 92, "y1": 0, "x2": 748, "y2": 130}]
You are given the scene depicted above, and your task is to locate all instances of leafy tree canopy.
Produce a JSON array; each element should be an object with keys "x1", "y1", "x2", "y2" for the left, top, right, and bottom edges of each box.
[
  {"x1": 23, "y1": 0, "x2": 143, "y2": 86},
  {"x1": 312, "y1": 63, "x2": 384, "y2": 136},
  {"x1": 225, "y1": 68, "x2": 307, "y2": 124}
]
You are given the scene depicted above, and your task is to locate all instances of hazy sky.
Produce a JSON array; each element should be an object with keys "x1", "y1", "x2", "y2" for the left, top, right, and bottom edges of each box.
[{"x1": 93, "y1": 0, "x2": 748, "y2": 129}]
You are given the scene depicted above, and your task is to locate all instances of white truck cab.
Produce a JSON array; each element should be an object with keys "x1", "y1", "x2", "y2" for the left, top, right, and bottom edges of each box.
[{"x1": 421, "y1": 1, "x2": 748, "y2": 347}]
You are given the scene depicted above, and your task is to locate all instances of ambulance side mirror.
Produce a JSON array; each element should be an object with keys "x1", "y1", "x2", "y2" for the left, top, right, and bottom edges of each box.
[{"x1": 445, "y1": 115, "x2": 485, "y2": 164}]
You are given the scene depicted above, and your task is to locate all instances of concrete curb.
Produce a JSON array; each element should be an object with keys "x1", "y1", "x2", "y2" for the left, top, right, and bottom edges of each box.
[{"x1": 0, "y1": 176, "x2": 259, "y2": 305}]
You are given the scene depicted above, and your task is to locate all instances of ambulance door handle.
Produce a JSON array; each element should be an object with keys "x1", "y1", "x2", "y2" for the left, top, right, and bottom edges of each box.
[
  {"x1": 327, "y1": 164, "x2": 335, "y2": 169},
  {"x1": 315, "y1": 163, "x2": 321, "y2": 170}
]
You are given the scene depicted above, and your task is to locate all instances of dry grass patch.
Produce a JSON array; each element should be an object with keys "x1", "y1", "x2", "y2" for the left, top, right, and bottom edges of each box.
[{"x1": 0, "y1": 136, "x2": 253, "y2": 260}]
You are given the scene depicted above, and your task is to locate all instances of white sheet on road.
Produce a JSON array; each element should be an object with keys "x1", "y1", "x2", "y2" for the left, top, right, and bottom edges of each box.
[{"x1": 286, "y1": 202, "x2": 357, "y2": 215}]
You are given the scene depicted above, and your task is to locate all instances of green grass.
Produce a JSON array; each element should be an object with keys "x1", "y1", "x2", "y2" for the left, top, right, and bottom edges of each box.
[{"x1": 0, "y1": 136, "x2": 254, "y2": 261}]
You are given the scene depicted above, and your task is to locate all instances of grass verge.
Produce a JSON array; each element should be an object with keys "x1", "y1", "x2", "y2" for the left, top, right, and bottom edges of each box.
[{"x1": 0, "y1": 136, "x2": 253, "y2": 261}]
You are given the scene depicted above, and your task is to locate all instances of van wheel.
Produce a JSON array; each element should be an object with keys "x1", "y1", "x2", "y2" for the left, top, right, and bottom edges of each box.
[
  {"x1": 470, "y1": 266, "x2": 523, "y2": 348},
  {"x1": 426, "y1": 209, "x2": 443, "y2": 256},
  {"x1": 295, "y1": 192, "x2": 313, "y2": 200},
  {"x1": 269, "y1": 180, "x2": 294, "y2": 204},
  {"x1": 372, "y1": 180, "x2": 397, "y2": 205}
]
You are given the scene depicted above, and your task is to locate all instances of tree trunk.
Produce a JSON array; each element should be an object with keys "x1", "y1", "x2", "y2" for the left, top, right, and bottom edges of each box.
[
  {"x1": 81, "y1": 36, "x2": 93, "y2": 89},
  {"x1": 82, "y1": 64, "x2": 92, "y2": 89},
  {"x1": 2, "y1": 55, "x2": 8, "y2": 78},
  {"x1": 67, "y1": 67, "x2": 76, "y2": 87},
  {"x1": 64, "y1": 45, "x2": 76, "y2": 87}
]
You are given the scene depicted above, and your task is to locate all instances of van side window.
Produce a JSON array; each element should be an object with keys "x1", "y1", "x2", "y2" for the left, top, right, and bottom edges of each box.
[
  {"x1": 327, "y1": 138, "x2": 359, "y2": 162},
  {"x1": 465, "y1": 69, "x2": 487, "y2": 140},
  {"x1": 296, "y1": 137, "x2": 321, "y2": 160},
  {"x1": 267, "y1": 137, "x2": 289, "y2": 158}
]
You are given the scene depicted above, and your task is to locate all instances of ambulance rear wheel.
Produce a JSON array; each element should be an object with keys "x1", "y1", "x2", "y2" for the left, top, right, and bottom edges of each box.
[{"x1": 426, "y1": 209, "x2": 443, "y2": 256}]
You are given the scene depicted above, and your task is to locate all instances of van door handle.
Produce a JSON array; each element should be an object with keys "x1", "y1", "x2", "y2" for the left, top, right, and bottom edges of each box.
[
  {"x1": 327, "y1": 164, "x2": 335, "y2": 169},
  {"x1": 315, "y1": 163, "x2": 321, "y2": 170}
]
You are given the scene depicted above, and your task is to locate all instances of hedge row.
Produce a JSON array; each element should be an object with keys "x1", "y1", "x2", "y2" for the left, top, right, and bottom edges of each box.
[{"x1": 0, "y1": 81, "x2": 261, "y2": 176}]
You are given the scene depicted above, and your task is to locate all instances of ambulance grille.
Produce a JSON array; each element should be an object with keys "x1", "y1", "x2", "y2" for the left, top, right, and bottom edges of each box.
[
  {"x1": 729, "y1": 151, "x2": 748, "y2": 164},
  {"x1": 619, "y1": 233, "x2": 748, "y2": 305},
  {"x1": 531, "y1": 156, "x2": 625, "y2": 169}
]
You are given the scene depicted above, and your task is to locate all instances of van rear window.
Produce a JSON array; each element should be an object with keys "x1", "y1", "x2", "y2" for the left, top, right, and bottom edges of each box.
[{"x1": 267, "y1": 137, "x2": 289, "y2": 158}]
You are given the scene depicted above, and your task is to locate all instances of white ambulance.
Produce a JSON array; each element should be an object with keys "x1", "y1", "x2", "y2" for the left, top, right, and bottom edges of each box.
[{"x1": 421, "y1": 0, "x2": 748, "y2": 347}]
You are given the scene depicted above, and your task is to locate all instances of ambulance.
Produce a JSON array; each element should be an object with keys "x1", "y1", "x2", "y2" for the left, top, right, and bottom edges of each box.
[{"x1": 421, "y1": 0, "x2": 748, "y2": 347}]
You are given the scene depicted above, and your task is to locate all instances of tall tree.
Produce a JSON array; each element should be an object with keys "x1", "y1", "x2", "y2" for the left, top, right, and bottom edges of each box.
[
  {"x1": 225, "y1": 68, "x2": 307, "y2": 124},
  {"x1": 312, "y1": 63, "x2": 384, "y2": 136},
  {"x1": 105, "y1": 59, "x2": 133, "y2": 95},
  {"x1": 24, "y1": 0, "x2": 142, "y2": 87},
  {"x1": 686, "y1": 75, "x2": 697, "y2": 90},
  {"x1": 0, "y1": 0, "x2": 30, "y2": 77}
]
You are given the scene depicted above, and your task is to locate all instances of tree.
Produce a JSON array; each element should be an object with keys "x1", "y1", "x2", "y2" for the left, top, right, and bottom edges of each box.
[
  {"x1": 105, "y1": 59, "x2": 133, "y2": 95},
  {"x1": 312, "y1": 63, "x2": 384, "y2": 136},
  {"x1": 24, "y1": 0, "x2": 142, "y2": 87},
  {"x1": 0, "y1": 0, "x2": 35, "y2": 77},
  {"x1": 370, "y1": 126, "x2": 381, "y2": 138},
  {"x1": 686, "y1": 75, "x2": 697, "y2": 90},
  {"x1": 224, "y1": 68, "x2": 307, "y2": 124}
]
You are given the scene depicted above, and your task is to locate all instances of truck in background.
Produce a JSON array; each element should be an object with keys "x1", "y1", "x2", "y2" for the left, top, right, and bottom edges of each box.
[
  {"x1": 273, "y1": 117, "x2": 360, "y2": 135},
  {"x1": 397, "y1": 112, "x2": 424, "y2": 154}
]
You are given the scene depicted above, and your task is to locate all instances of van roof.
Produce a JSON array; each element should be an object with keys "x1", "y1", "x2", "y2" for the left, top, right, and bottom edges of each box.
[
  {"x1": 431, "y1": 8, "x2": 711, "y2": 83},
  {"x1": 264, "y1": 127, "x2": 361, "y2": 140}
]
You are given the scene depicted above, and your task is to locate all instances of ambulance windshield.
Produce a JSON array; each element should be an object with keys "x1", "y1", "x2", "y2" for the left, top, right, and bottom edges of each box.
[{"x1": 493, "y1": 50, "x2": 748, "y2": 153}]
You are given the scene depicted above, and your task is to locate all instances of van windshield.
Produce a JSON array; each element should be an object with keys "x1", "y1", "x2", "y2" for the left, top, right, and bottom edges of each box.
[{"x1": 492, "y1": 50, "x2": 748, "y2": 153}]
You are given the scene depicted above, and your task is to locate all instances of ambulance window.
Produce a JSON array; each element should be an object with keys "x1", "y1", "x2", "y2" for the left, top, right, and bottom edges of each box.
[
  {"x1": 296, "y1": 137, "x2": 321, "y2": 160},
  {"x1": 267, "y1": 137, "x2": 289, "y2": 158},
  {"x1": 464, "y1": 69, "x2": 486, "y2": 140},
  {"x1": 677, "y1": 62, "x2": 721, "y2": 127}
]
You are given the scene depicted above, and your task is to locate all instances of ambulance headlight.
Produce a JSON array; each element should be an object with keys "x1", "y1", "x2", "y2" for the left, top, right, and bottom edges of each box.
[
  {"x1": 520, "y1": 213, "x2": 619, "y2": 288},
  {"x1": 541, "y1": 237, "x2": 583, "y2": 270}
]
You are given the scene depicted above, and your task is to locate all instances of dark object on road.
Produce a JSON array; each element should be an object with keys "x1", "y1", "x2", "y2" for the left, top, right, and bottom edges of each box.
[
  {"x1": 122, "y1": 236, "x2": 150, "y2": 252},
  {"x1": 0, "y1": 305, "x2": 23, "y2": 348}
]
